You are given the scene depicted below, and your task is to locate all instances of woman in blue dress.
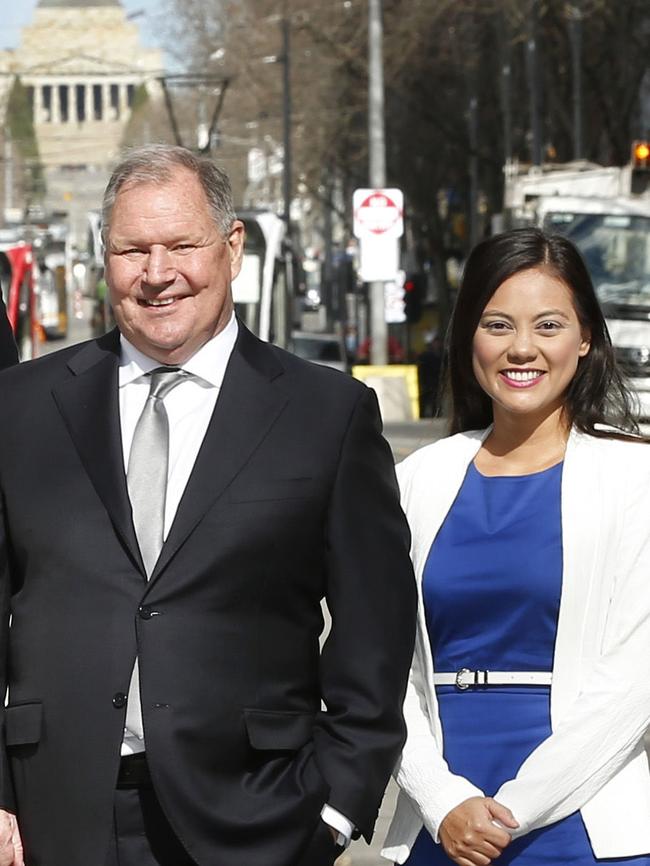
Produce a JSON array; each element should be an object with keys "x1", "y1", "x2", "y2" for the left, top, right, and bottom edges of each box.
[{"x1": 383, "y1": 228, "x2": 650, "y2": 866}]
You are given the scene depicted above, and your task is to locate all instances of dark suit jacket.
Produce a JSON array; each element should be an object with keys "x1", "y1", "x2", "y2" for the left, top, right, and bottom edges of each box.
[
  {"x1": 0, "y1": 298, "x2": 18, "y2": 369},
  {"x1": 0, "y1": 323, "x2": 416, "y2": 866}
]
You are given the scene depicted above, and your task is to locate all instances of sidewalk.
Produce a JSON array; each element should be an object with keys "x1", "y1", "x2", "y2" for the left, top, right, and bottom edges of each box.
[
  {"x1": 383, "y1": 418, "x2": 447, "y2": 460},
  {"x1": 337, "y1": 781, "x2": 399, "y2": 866}
]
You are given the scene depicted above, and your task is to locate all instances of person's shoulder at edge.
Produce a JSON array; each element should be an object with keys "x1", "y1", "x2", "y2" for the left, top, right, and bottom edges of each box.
[
  {"x1": 0, "y1": 336, "x2": 108, "y2": 401},
  {"x1": 263, "y1": 339, "x2": 373, "y2": 419},
  {"x1": 267, "y1": 339, "x2": 362, "y2": 388}
]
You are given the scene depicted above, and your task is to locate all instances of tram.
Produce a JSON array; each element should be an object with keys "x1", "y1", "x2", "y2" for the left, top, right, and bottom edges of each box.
[
  {"x1": 234, "y1": 210, "x2": 294, "y2": 348},
  {"x1": 0, "y1": 235, "x2": 40, "y2": 360}
]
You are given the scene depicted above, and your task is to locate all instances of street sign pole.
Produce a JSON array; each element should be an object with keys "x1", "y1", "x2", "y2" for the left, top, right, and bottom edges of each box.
[{"x1": 368, "y1": 0, "x2": 388, "y2": 366}]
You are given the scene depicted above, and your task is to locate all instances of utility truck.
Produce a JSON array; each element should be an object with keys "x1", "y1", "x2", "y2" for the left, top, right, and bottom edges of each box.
[{"x1": 502, "y1": 143, "x2": 650, "y2": 417}]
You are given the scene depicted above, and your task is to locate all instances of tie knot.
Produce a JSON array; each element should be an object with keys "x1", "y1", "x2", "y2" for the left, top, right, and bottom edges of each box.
[{"x1": 148, "y1": 366, "x2": 189, "y2": 400}]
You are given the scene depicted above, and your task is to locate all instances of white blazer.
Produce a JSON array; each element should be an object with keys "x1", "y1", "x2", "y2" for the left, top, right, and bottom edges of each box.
[{"x1": 383, "y1": 427, "x2": 650, "y2": 863}]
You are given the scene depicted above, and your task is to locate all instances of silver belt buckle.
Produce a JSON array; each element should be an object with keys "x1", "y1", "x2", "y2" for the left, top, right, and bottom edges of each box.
[{"x1": 455, "y1": 668, "x2": 488, "y2": 690}]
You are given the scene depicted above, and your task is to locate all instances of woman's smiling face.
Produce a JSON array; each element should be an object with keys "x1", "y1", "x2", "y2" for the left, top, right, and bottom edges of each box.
[{"x1": 472, "y1": 267, "x2": 591, "y2": 426}]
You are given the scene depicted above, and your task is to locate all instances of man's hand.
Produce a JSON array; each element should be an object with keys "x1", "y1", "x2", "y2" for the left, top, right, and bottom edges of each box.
[
  {"x1": 0, "y1": 809, "x2": 23, "y2": 866},
  {"x1": 439, "y1": 796, "x2": 518, "y2": 866}
]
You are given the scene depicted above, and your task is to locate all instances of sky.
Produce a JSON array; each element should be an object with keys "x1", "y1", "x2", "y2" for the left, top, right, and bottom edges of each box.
[{"x1": 0, "y1": 0, "x2": 164, "y2": 53}]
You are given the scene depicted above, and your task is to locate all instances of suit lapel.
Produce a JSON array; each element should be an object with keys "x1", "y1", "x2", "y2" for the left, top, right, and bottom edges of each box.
[
  {"x1": 52, "y1": 331, "x2": 144, "y2": 575},
  {"x1": 151, "y1": 325, "x2": 288, "y2": 580}
]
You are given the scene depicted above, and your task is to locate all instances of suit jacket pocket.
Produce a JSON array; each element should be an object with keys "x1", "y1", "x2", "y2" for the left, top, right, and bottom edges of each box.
[
  {"x1": 5, "y1": 702, "x2": 43, "y2": 747},
  {"x1": 244, "y1": 708, "x2": 315, "y2": 751}
]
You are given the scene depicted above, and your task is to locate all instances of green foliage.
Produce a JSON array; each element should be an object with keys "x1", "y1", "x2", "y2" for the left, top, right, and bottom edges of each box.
[
  {"x1": 130, "y1": 83, "x2": 150, "y2": 113},
  {"x1": 5, "y1": 76, "x2": 46, "y2": 200}
]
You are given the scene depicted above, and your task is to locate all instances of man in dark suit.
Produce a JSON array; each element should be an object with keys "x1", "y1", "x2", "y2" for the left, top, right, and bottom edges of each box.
[
  {"x1": 0, "y1": 297, "x2": 18, "y2": 369},
  {"x1": 0, "y1": 145, "x2": 416, "y2": 866}
]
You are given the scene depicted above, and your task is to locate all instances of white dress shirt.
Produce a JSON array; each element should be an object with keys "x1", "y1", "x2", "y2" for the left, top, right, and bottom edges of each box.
[
  {"x1": 118, "y1": 314, "x2": 238, "y2": 541},
  {"x1": 117, "y1": 315, "x2": 352, "y2": 845}
]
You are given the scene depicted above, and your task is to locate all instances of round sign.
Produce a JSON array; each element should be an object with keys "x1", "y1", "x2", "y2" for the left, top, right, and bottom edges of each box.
[{"x1": 354, "y1": 189, "x2": 403, "y2": 237}]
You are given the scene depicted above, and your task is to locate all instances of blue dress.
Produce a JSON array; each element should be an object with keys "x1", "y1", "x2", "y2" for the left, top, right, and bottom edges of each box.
[{"x1": 405, "y1": 461, "x2": 649, "y2": 865}]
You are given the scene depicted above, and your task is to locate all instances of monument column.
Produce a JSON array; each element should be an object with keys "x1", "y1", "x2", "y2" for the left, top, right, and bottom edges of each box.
[
  {"x1": 33, "y1": 81, "x2": 44, "y2": 124},
  {"x1": 51, "y1": 81, "x2": 61, "y2": 124},
  {"x1": 71, "y1": 81, "x2": 78, "y2": 123},
  {"x1": 119, "y1": 82, "x2": 129, "y2": 117},
  {"x1": 83, "y1": 82, "x2": 91, "y2": 122},
  {"x1": 102, "y1": 81, "x2": 111, "y2": 120}
]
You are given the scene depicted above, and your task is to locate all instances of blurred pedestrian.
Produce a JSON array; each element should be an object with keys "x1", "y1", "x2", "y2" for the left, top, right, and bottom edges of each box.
[
  {"x1": 416, "y1": 334, "x2": 443, "y2": 418},
  {"x1": 383, "y1": 228, "x2": 650, "y2": 865},
  {"x1": 0, "y1": 296, "x2": 18, "y2": 368},
  {"x1": 0, "y1": 144, "x2": 416, "y2": 866}
]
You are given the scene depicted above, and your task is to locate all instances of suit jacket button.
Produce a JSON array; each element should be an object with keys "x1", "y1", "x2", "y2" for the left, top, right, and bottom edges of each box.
[
  {"x1": 138, "y1": 605, "x2": 153, "y2": 620},
  {"x1": 112, "y1": 692, "x2": 127, "y2": 708}
]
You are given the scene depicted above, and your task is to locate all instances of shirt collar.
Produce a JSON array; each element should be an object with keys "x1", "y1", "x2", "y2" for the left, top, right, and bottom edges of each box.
[{"x1": 119, "y1": 313, "x2": 238, "y2": 389}]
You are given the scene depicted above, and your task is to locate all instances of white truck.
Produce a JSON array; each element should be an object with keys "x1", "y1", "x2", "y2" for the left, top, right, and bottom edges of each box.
[{"x1": 503, "y1": 155, "x2": 650, "y2": 417}]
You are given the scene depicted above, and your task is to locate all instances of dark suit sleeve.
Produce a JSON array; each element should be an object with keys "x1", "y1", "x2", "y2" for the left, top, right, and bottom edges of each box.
[
  {"x1": 0, "y1": 298, "x2": 18, "y2": 370},
  {"x1": 315, "y1": 386, "x2": 416, "y2": 841},
  {"x1": 0, "y1": 487, "x2": 16, "y2": 812}
]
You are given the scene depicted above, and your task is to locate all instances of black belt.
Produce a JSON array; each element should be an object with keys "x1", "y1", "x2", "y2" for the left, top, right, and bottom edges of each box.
[{"x1": 117, "y1": 752, "x2": 152, "y2": 788}]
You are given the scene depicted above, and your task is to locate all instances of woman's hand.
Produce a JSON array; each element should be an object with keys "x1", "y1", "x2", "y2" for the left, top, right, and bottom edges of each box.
[
  {"x1": 439, "y1": 796, "x2": 519, "y2": 866},
  {"x1": 0, "y1": 811, "x2": 23, "y2": 866}
]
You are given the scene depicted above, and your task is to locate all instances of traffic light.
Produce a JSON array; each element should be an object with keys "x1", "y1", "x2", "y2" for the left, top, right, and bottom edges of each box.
[
  {"x1": 403, "y1": 273, "x2": 426, "y2": 323},
  {"x1": 631, "y1": 140, "x2": 650, "y2": 194}
]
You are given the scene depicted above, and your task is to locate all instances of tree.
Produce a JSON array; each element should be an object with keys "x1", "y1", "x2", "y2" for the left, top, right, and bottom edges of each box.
[{"x1": 5, "y1": 76, "x2": 46, "y2": 205}]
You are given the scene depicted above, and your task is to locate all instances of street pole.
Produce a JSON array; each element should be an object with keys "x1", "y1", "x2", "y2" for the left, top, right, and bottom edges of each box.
[
  {"x1": 281, "y1": 2, "x2": 294, "y2": 338},
  {"x1": 323, "y1": 177, "x2": 334, "y2": 328},
  {"x1": 368, "y1": 0, "x2": 388, "y2": 365},
  {"x1": 498, "y1": 13, "x2": 513, "y2": 165},
  {"x1": 468, "y1": 95, "x2": 479, "y2": 248},
  {"x1": 526, "y1": 0, "x2": 543, "y2": 166},
  {"x1": 281, "y1": 3, "x2": 292, "y2": 225},
  {"x1": 567, "y1": 3, "x2": 583, "y2": 160}
]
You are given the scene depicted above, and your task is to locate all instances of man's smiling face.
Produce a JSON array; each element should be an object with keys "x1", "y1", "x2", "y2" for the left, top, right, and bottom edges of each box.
[{"x1": 105, "y1": 166, "x2": 244, "y2": 365}]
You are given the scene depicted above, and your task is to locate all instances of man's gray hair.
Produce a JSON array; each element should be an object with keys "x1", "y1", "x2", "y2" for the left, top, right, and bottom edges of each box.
[{"x1": 101, "y1": 144, "x2": 237, "y2": 245}]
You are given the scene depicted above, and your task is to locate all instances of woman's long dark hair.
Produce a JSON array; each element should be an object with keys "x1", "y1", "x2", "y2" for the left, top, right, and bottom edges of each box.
[{"x1": 448, "y1": 227, "x2": 639, "y2": 437}]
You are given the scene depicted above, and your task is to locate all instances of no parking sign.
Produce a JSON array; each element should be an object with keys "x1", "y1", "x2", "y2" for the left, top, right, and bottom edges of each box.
[
  {"x1": 353, "y1": 188, "x2": 404, "y2": 282},
  {"x1": 353, "y1": 189, "x2": 404, "y2": 239}
]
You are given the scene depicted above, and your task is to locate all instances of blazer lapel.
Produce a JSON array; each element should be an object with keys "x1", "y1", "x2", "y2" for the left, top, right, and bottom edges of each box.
[
  {"x1": 52, "y1": 331, "x2": 144, "y2": 574},
  {"x1": 151, "y1": 325, "x2": 288, "y2": 580}
]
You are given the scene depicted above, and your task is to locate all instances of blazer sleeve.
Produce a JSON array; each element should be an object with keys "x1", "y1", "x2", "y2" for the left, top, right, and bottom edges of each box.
[
  {"x1": 390, "y1": 455, "x2": 484, "y2": 843},
  {"x1": 0, "y1": 297, "x2": 18, "y2": 370},
  {"x1": 392, "y1": 642, "x2": 485, "y2": 843},
  {"x1": 494, "y1": 452, "x2": 650, "y2": 836},
  {"x1": 313, "y1": 386, "x2": 417, "y2": 842}
]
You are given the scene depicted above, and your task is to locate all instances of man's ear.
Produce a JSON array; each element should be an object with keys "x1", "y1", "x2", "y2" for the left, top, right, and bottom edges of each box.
[{"x1": 228, "y1": 221, "x2": 245, "y2": 280}]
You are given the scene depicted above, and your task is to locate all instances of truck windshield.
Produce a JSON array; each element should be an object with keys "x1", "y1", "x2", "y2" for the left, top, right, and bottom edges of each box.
[{"x1": 544, "y1": 212, "x2": 650, "y2": 307}]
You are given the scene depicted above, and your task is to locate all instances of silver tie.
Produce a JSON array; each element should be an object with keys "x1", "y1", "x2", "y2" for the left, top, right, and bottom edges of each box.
[{"x1": 125, "y1": 366, "x2": 188, "y2": 742}]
